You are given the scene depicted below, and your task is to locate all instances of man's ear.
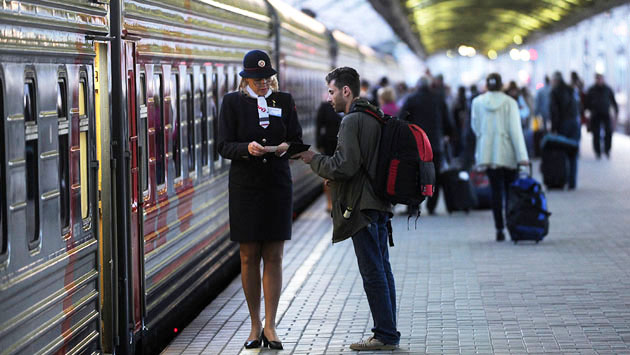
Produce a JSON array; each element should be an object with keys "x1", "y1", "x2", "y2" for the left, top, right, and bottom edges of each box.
[{"x1": 342, "y1": 85, "x2": 351, "y2": 97}]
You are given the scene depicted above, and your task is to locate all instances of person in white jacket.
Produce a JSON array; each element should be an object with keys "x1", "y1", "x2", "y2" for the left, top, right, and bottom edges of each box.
[{"x1": 471, "y1": 73, "x2": 529, "y2": 241}]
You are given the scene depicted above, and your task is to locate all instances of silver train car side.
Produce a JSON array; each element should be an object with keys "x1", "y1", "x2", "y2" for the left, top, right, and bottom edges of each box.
[{"x1": 0, "y1": 1, "x2": 402, "y2": 354}]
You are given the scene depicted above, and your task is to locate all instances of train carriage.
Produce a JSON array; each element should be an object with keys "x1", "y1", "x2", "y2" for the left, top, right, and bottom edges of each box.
[{"x1": 0, "y1": 1, "x2": 107, "y2": 354}]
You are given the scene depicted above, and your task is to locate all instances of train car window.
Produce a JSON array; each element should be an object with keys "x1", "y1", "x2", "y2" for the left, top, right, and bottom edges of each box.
[
  {"x1": 170, "y1": 73, "x2": 181, "y2": 178},
  {"x1": 24, "y1": 77, "x2": 40, "y2": 248},
  {"x1": 138, "y1": 73, "x2": 147, "y2": 106},
  {"x1": 57, "y1": 78, "x2": 70, "y2": 232},
  {"x1": 186, "y1": 73, "x2": 195, "y2": 173},
  {"x1": 212, "y1": 72, "x2": 219, "y2": 163},
  {"x1": 79, "y1": 77, "x2": 89, "y2": 220},
  {"x1": 200, "y1": 73, "x2": 208, "y2": 168},
  {"x1": 139, "y1": 73, "x2": 148, "y2": 193},
  {"x1": 1, "y1": 78, "x2": 6, "y2": 256},
  {"x1": 154, "y1": 74, "x2": 165, "y2": 186}
]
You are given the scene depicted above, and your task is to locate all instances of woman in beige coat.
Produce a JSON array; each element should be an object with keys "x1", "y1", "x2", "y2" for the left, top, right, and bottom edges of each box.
[{"x1": 471, "y1": 73, "x2": 529, "y2": 241}]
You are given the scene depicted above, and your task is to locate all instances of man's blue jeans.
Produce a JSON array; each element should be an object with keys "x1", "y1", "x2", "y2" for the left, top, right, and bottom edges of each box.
[{"x1": 351, "y1": 210, "x2": 400, "y2": 345}]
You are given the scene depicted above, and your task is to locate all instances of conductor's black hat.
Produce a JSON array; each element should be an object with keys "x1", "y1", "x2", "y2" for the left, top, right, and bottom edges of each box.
[{"x1": 239, "y1": 50, "x2": 277, "y2": 79}]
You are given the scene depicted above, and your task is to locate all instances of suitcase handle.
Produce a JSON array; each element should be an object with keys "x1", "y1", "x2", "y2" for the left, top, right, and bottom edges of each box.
[{"x1": 518, "y1": 162, "x2": 533, "y2": 177}]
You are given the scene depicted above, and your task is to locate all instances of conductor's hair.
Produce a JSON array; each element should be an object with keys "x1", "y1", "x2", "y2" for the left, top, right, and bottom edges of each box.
[{"x1": 326, "y1": 67, "x2": 360, "y2": 97}]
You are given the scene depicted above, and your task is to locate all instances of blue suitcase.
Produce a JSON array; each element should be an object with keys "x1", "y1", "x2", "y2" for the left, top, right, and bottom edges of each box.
[{"x1": 507, "y1": 174, "x2": 551, "y2": 243}]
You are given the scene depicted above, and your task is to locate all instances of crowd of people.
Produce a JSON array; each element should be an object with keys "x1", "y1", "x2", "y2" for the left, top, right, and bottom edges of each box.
[{"x1": 316, "y1": 69, "x2": 619, "y2": 240}]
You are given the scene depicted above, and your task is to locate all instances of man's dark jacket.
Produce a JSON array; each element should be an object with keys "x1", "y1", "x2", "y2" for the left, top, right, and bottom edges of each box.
[
  {"x1": 585, "y1": 84, "x2": 618, "y2": 117},
  {"x1": 309, "y1": 98, "x2": 391, "y2": 243},
  {"x1": 550, "y1": 83, "x2": 579, "y2": 140}
]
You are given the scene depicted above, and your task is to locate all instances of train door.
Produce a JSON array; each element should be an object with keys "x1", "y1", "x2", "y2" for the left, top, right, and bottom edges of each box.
[{"x1": 123, "y1": 40, "x2": 145, "y2": 346}]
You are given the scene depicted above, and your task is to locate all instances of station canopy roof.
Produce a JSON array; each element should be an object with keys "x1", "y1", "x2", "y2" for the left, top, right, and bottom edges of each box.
[{"x1": 368, "y1": 0, "x2": 630, "y2": 57}]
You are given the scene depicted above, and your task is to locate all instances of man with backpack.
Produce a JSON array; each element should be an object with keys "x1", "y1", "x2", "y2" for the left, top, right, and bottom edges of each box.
[{"x1": 296, "y1": 67, "x2": 401, "y2": 351}]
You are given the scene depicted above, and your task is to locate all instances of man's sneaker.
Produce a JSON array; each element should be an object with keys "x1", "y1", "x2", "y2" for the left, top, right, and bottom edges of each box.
[{"x1": 350, "y1": 336, "x2": 398, "y2": 351}]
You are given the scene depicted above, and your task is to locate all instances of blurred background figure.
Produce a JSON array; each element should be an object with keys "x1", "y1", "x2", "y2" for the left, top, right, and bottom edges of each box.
[
  {"x1": 377, "y1": 86, "x2": 399, "y2": 116},
  {"x1": 585, "y1": 73, "x2": 618, "y2": 159},
  {"x1": 535, "y1": 75, "x2": 552, "y2": 132},
  {"x1": 570, "y1": 71, "x2": 586, "y2": 130},
  {"x1": 371, "y1": 76, "x2": 389, "y2": 107},
  {"x1": 505, "y1": 81, "x2": 519, "y2": 101},
  {"x1": 316, "y1": 101, "x2": 343, "y2": 211},
  {"x1": 471, "y1": 73, "x2": 529, "y2": 241},
  {"x1": 401, "y1": 76, "x2": 453, "y2": 215},
  {"x1": 550, "y1": 71, "x2": 580, "y2": 190},
  {"x1": 360, "y1": 79, "x2": 371, "y2": 101},
  {"x1": 451, "y1": 86, "x2": 468, "y2": 157},
  {"x1": 520, "y1": 86, "x2": 534, "y2": 156},
  {"x1": 395, "y1": 82, "x2": 410, "y2": 109}
]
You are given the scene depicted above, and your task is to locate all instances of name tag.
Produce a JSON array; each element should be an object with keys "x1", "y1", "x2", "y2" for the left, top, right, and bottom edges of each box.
[{"x1": 268, "y1": 107, "x2": 282, "y2": 117}]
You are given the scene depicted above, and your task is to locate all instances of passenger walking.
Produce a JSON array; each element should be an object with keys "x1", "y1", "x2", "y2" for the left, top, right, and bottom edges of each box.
[
  {"x1": 316, "y1": 100, "x2": 343, "y2": 211},
  {"x1": 296, "y1": 67, "x2": 400, "y2": 351},
  {"x1": 570, "y1": 71, "x2": 587, "y2": 129},
  {"x1": 550, "y1": 71, "x2": 580, "y2": 189},
  {"x1": 400, "y1": 76, "x2": 452, "y2": 214},
  {"x1": 585, "y1": 73, "x2": 618, "y2": 159},
  {"x1": 217, "y1": 49, "x2": 303, "y2": 350},
  {"x1": 471, "y1": 73, "x2": 529, "y2": 241},
  {"x1": 534, "y1": 76, "x2": 552, "y2": 131},
  {"x1": 452, "y1": 86, "x2": 468, "y2": 157}
]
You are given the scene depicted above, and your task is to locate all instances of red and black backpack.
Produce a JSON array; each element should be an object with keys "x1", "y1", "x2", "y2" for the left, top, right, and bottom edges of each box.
[{"x1": 351, "y1": 100, "x2": 435, "y2": 208}]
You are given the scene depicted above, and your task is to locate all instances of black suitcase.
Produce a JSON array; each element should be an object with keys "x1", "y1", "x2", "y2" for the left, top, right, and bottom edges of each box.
[
  {"x1": 541, "y1": 148, "x2": 568, "y2": 189},
  {"x1": 441, "y1": 169, "x2": 477, "y2": 213}
]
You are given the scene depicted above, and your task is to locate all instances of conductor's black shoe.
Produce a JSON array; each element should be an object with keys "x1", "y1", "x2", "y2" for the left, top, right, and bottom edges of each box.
[
  {"x1": 496, "y1": 230, "x2": 505, "y2": 242},
  {"x1": 262, "y1": 328, "x2": 283, "y2": 350},
  {"x1": 244, "y1": 332, "x2": 262, "y2": 349}
]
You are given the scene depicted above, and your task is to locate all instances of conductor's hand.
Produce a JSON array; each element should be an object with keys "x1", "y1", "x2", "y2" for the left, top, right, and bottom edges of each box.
[
  {"x1": 275, "y1": 142, "x2": 289, "y2": 156},
  {"x1": 248, "y1": 141, "x2": 265, "y2": 156},
  {"x1": 295, "y1": 150, "x2": 316, "y2": 163}
]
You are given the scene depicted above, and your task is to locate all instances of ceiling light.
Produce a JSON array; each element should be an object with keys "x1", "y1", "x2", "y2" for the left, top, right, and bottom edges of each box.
[
  {"x1": 488, "y1": 50, "x2": 498, "y2": 60},
  {"x1": 520, "y1": 49, "x2": 530, "y2": 61},
  {"x1": 513, "y1": 35, "x2": 523, "y2": 45},
  {"x1": 509, "y1": 48, "x2": 520, "y2": 60}
]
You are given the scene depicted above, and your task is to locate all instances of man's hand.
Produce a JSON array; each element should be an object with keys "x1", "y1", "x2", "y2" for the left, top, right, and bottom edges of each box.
[
  {"x1": 295, "y1": 150, "x2": 316, "y2": 163},
  {"x1": 248, "y1": 141, "x2": 265, "y2": 156}
]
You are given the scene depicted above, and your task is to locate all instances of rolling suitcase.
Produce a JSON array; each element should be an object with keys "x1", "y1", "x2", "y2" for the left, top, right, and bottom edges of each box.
[
  {"x1": 507, "y1": 171, "x2": 551, "y2": 243},
  {"x1": 541, "y1": 148, "x2": 568, "y2": 189},
  {"x1": 441, "y1": 169, "x2": 477, "y2": 213}
]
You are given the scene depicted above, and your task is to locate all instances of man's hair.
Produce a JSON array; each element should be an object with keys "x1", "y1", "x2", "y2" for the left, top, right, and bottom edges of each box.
[
  {"x1": 417, "y1": 76, "x2": 430, "y2": 88},
  {"x1": 552, "y1": 71, "x2": 564, "y2": 85},
  {"x1": 486, "y1": 73, "x2": 502, "y2": 91},
  {"x1": 326, "y1": 67, "x2": 360, "y2": 97}
]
